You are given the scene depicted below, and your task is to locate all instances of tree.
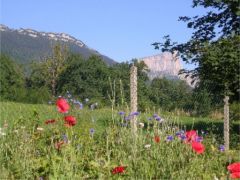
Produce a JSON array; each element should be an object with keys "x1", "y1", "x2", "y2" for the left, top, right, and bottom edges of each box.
[
  {"x1": 28, "y1": 43, "x2": 69, "y2": 97},
  {"x1": 153, "y1": 0, "x2": 240, "y2": 150},
  {"x1": 0, "y1": 55, "x2": 25, "y2": 101}
]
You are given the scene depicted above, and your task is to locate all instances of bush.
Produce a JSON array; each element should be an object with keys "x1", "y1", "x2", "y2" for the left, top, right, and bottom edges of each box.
[{"x1": 230, "y1": 102, "x2": 240, "y2": 121}]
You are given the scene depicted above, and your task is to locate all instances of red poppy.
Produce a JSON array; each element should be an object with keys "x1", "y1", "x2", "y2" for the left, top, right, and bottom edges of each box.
[
  {"x1": 186, "y1": 130, "x2": 197, "y2": 142},
  {"x1": 56, "y1": 98, "x2": 70, "y2": 113},
  {"x1": 191, "y1": 141, "x2": 205, "y2": 154},
  {"x1": 64, "y1": 116, "x2": 77, "y2": 127},
  {"x1": 154, "y1": 135, "x2": 160, "y2": 143},
  {"x1": 230, "y1": 172, "x2": 240, "y2": 179},
  {"x1": 112, "y1": 166, "x2": 126, "y2": 174},
  {"x1": 45, "y1": 119, "x2": 56, "y2": 124},
  {"x1": 55, "y1": 141, "x2": 64, "y2": 149},
  {"x1": 228, "y1": 162, "x2": 240, "y2": 179}
]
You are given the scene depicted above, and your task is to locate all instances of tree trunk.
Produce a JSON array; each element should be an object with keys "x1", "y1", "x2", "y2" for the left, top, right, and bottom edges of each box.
[
  {"x1": 224, "y1": 95, "x2": 229, "y2": 151},
  {"x1": 130, "y1": 65, "x2": 138, "y2": 136}
]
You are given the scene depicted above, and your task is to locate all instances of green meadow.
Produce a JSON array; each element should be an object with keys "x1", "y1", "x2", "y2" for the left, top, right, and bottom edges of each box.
[{"x1": 0, "y1": 101, "x2": 239, "y2": 179}]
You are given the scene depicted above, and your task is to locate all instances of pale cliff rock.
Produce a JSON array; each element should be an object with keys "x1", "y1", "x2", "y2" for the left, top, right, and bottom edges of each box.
[{"x1": 139, "y1": 52, "x2": 197, "y2": 87}]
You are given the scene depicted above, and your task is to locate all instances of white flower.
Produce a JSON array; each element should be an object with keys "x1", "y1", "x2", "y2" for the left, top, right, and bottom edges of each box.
[
  {"x1": 144, "y1": 144, "x2": 151, "y2": 149},
  {"x1": 37, "y1": 127, "x2": 44, "y2": 131},
  {"x1": 139, "y1": 122, "x2": 144, "y2": 128},
  {"x1": 0, "y1": 132, "x2": 6, "y2": 136}
]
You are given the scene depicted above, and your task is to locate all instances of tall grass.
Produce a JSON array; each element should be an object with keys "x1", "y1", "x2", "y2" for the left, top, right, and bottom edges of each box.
[{"x1": 0, "y1": 101, "x2": 239, "y2": 179}]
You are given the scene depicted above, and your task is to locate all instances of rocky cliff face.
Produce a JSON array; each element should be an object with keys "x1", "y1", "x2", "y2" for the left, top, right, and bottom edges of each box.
[{"x1": 139, "y1": 52, "x2": 196, "y2": 87}]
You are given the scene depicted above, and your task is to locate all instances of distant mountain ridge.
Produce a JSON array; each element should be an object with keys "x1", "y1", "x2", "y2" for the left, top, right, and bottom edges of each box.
[
  {"x1": 0, "y1": 24, "x2": 116, "y2": 65},
  {"x1": 139, "y1": 52, "x2": 197, "y2": 87}
]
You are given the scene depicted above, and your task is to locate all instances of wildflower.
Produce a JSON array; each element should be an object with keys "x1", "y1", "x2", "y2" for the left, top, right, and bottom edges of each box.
[
  {"x1": 90, "y1": 104, "x2": 95, "y2": 110},
  {"x1": 166, "y1": 135, "x2": 173, "y2": 142},
  {"x1": 85, "y1": 98, "x2": 89, "y2": 103},
  {"x1": 74, "y1": 101, "x2": 83, "y2": 110},
  {"x1": 64, "y1": 116, "x2": 77, "y2": 127},
  {"x1": 118, "y1": 111, "x2": 125, "y2": 116},
  {"x1": 195, "y1": 136, "x2": 203, "y2": 142},
  {"x1": 55, "y1": 141, "x2": 64, "y2": 150},
  {"x1": 130, "y1": 112, "x2": 140, "y2": 116},
  {"x1": 124, "y1": 116, "x2": 131, "y2": 121},
  {"x1": 62, "y1": 134, "x2": 68, "y2": 143},
  {"x1": 176, "y1": 130, "x2": 184, "y2": 136},
  {"x1": 155, "y1": 116, "x2": 161, "y2": 121},
  {"x1": 45, "y1": 119, "x2": 56, "y2": 125},
  {"x1": 227, "y1": 162, "x2": 240, "y2": 179},
  {"x1": 154, "y1": 135, "x2": 160, "y2": 143},
  {"x1": 56, "y1": 98, "x2": 70, "y2": 113},
  {"x1": 112, "y1": 166, "x2": 126, "y2": 174},
  {"x1": 90, "y1": 128, "x2": 95, "y2": 135},
  {"x1": 186, "y1": 130, "x2": 197, "y2": 142},
  {"x1": 144, "y1": 144, "x2": 151, "y2": 149},
  {"x1": 153, "y1": 114, "x2": 158, "y2": 118},
  {"x1": 219, "y1": 145, "x2": 225, "y2": 152},
  {"x1": 147, "y1": 117, "x2": 152, "y2": 121},
  {"x1": 139, "y1": 122, "x2": 144, "y2": 128},
  {"x1": 191, "y1": 141, "x2": 205, "y2": 154},
  {"x1": 37, "y1": 127, "x2": 44, "y2": 131},
  {"x1": 0, "y1": 132, "x2": 6, "y2": 136}
]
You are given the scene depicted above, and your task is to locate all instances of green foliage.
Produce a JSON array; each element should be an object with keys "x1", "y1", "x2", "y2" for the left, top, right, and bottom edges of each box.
[
  {"x1": 230, "y1": 102, "x2": 240, "y2": 121},
  {"x1": 191, "y1": 88, "x2": 212, "y2": 116},
  {"x1": 149, "y1": 78, "x2": 192, "y2": 111},
  {"x1": 199, "y1": 36, "x2": 240, "y2": 98},
  {"x1": 0, "y1": 54, "x2": 25, "y2": 101}
]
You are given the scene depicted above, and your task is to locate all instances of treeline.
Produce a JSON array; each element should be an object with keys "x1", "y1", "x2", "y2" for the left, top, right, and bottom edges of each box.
[{"x1": 0, "y1": 46, "x2": 238, "y2": 118}]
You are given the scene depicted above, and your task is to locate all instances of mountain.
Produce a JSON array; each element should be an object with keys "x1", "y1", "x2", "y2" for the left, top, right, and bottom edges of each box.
[
  {"x1": 0, "y1": 24, "x2": 116, "y2": 65},
  {"x1": 138, "y1": 52, "x2": 197, "y2": 87}
]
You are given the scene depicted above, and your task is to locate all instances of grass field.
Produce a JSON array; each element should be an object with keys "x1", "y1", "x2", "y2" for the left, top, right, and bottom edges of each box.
[{"x1": 0, "y1": 101, "x2": 239, "y2": 179}]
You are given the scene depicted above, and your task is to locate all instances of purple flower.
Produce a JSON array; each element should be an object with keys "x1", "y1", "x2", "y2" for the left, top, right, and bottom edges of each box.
[
  {"x1": 180, "y1": 135, "x2": 186, "y2": 140},
  {"x1": 62, "y1": 134, "x2": 68, "y2": 143},
  {"x1": 153, "y1": 114, "x2": 158, "y2": 118},
  {"x1": 219, "y1": 145, "x2": 225, "y2": 152},
  {"x1": 166, "y1": 135, "x2": 173, "y2": 141},
  {"x1": 124, "y1": 116, "x2": 131, "y2": 121},
  {"x1": 130, "y1": 112, "x2": 140, "y2": 116},
  {"x1": 155, "y1": 116, "x2": 161, "y2": 121},
  {"x1": 90, "y1": 128, "x2": 95, "y2": 135},
  {"x1": 176, "y1": 130, "x2": 185, "y2": 136},
  {"x1": 118, "y1": 111, "x2": 125, "y2": 116},
  {"x1": 195, "y1": 136, "x2": 203, "y2": 142},
  {"x1": 147, "y1": 117, "x2": 152, "y2": 121}
]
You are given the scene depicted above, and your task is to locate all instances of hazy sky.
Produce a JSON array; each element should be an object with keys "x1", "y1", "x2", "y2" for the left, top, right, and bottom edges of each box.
[{"x1": 1, "y1": 0, "x2": 207, "y2": 69}]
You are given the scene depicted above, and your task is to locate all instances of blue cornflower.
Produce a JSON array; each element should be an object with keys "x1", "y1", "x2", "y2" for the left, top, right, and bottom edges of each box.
[
  {"x1": 180, "y1": 135, "x2": 186, "y2": 140},
  {"x1": 166, "y1": 135, "x2": 174, "y2": 141},
  {"x1": 118, "y1": 111, "x2": 125, "y2": 116},
  {"x1": 153, "y1": 114, "x2": 158, "y2": 118},
  {"x1": 90, "y1": 128, "x2": 95, "y2": 135},
  {"x1": 130, "y1": 112, "x2": 140, "y2": 116},
  {"x1": 176, "y1": 130, "x2": 185, "y2": 136},
  {"x1": 219, "y1": 145, "x2": 225, "y2": 152},
  {"x1": 155, "y1": 116, "x2": 161, "y2": 121},
  {"x1": 195, "y1": 136, "x2": 203, "y2": 142},
  {"x1": 124, "y1": 116, "x2": 131, "y2": 121},
  {"x1": 62, "y1": 134, "x2": 68, "y2": 143}
]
